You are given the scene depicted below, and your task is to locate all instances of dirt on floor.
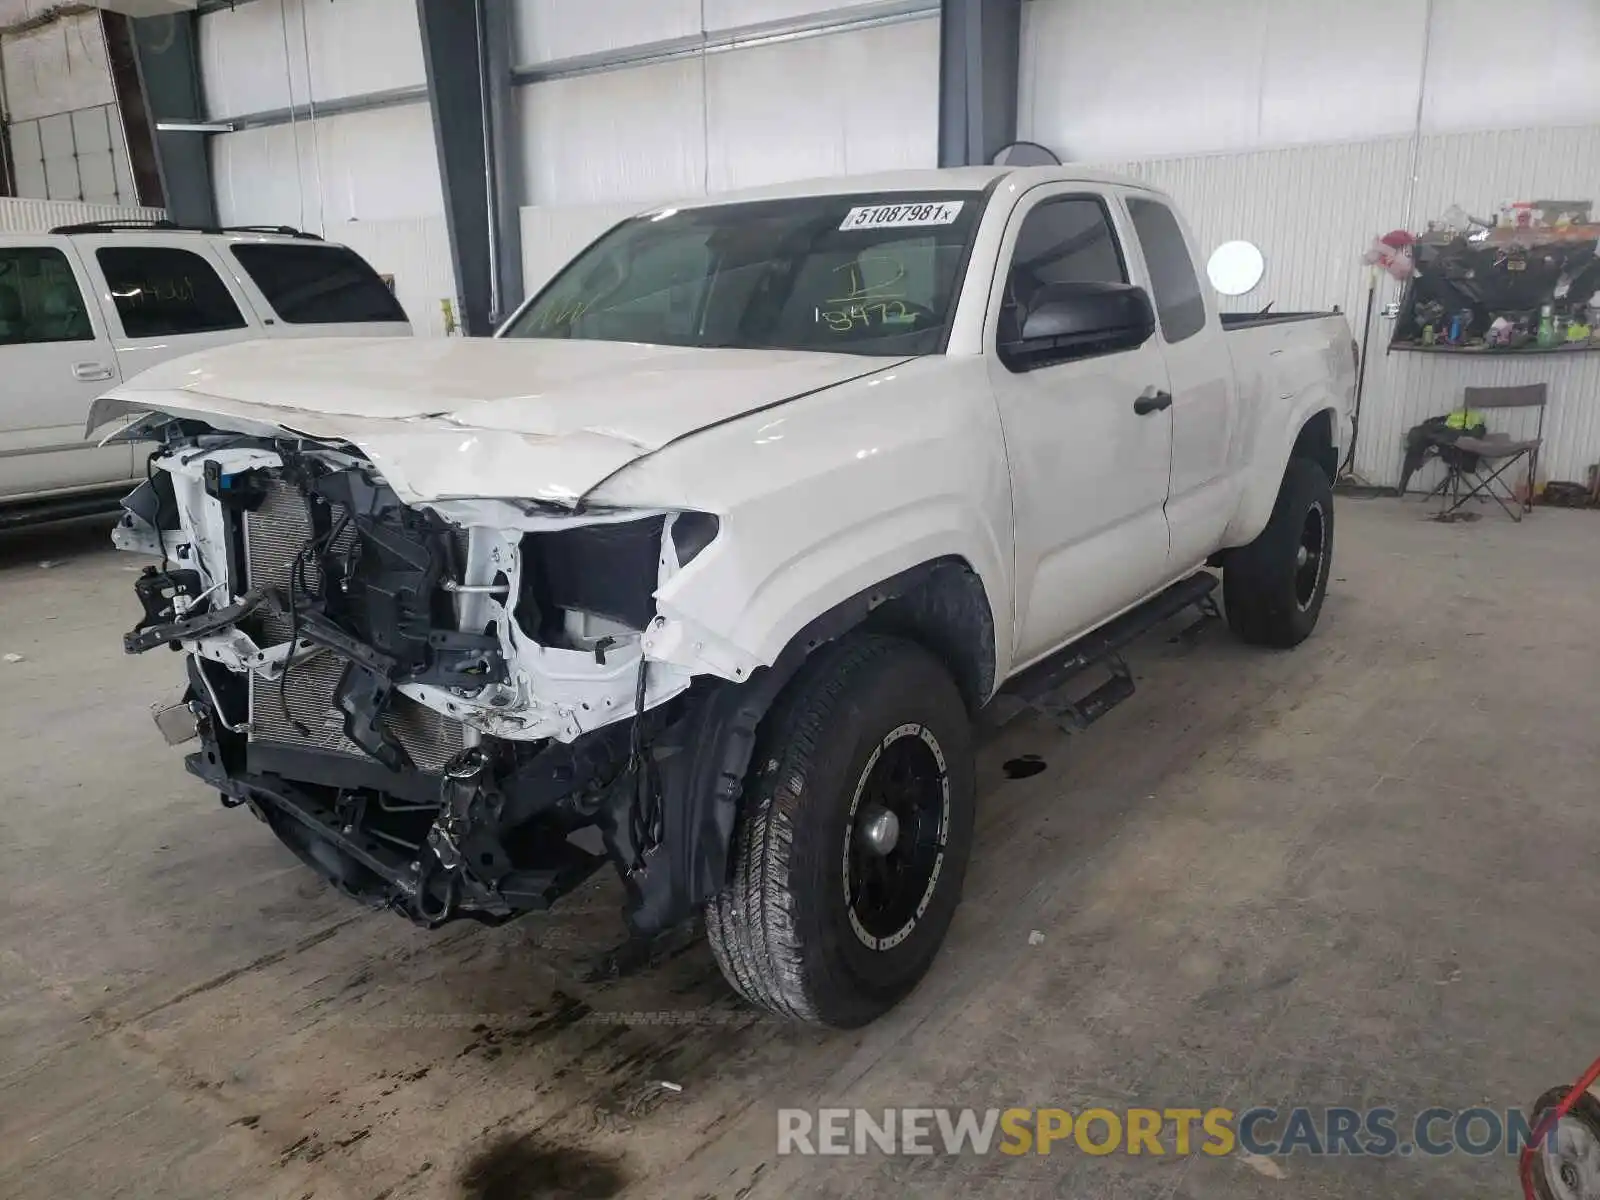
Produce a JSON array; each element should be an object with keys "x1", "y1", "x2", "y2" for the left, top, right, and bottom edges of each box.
[{"x1": 2, "y1": 499, "x2": 1598, "y2": 1199}]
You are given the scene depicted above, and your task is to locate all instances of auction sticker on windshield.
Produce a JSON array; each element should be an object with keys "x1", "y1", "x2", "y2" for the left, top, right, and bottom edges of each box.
[{"x1": 840, "y1": 201, "x2": 965, "y2": 230}]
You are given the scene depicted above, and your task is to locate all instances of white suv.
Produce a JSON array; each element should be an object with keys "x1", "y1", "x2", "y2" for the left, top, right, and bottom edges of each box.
[{"x1": 0, "y1": 223, "x2": 412, "y2": 518}]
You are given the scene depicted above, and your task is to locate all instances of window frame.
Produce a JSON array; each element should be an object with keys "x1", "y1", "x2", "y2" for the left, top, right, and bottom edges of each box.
[
  {"x1": 1123, "y1": 194, "x2": 1207, "y2": 346},
  {"x1": 93, "y1": 242, "x2": 250, "y2": 341}
]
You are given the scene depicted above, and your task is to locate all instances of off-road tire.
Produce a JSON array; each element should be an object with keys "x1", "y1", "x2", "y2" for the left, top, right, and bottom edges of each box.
[
  {"x1": 1224, "y1": 455, "x2": 1334, "y2": 648},
  {"x1": 705, "y1": 634, "x2": 975, "y2": 1027}
]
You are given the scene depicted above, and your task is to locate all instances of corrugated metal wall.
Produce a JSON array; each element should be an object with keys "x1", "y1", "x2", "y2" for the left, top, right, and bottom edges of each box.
[
  {"x1": 1021, "y1": 0, "x2": 1600, "y2": 161},
  {"x1": 0, "y1": 196, "x2": 164, "y2": 232},
  {"x1": 512, "y1": 0, "x2": 912, "y2": 66},
  {"x1": 1086, "y1": 123, "x2": 1600, "y2": 488},
  {"x1": 197, "y1": 0, "x2": 428, "y2": 118},
  {"x1": 210, "y1": 104, "x2": 445, "y2": 230},
  {"x1": 514, "y1": 15, "x2": 939, "y2": 207},
  {"x1": 195, "y1": 0, "x2": 455, "y2": 334}
]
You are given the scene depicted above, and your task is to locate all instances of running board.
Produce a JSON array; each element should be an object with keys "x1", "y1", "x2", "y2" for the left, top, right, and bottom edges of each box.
[
  {"x1": 990, "y1": 572, "x2": 1219, "y2": 735},
  {"x1": 0, "y1": 487, "x2": 126, "y2": 530}
]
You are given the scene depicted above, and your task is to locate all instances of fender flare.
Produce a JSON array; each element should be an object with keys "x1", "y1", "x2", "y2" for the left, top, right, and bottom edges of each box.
[
  {"x1": 613, "y1": 558, "x2": 993, "y2": 938},
  {"x1": 1223, "y1": 397, "x2": 1347, "y2": 549}
]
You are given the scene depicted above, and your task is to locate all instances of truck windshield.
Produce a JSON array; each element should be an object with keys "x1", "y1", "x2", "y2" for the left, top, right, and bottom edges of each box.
[{"x1": 502, "y1": 192, "x2": 984, "y2": 356}]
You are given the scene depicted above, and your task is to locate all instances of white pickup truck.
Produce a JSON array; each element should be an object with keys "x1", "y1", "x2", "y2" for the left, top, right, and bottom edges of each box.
[
  {"x1": 0, "y1": 223, "x2": 410, "y2": 522},
  {"x1": 96, "y1": 166, "x2": 1354, "y2": 1028}
]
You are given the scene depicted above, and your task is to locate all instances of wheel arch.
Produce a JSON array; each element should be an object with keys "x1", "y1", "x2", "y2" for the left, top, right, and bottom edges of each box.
[
  {"x1": 618, "y1": 557, "x2": 996, "y2": 939},
  {"x1": 1223, "y1": 401, "x2": 1344, "y2": 549}
]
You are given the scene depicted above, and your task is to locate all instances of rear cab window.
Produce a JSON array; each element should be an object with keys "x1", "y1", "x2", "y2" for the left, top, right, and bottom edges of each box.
[
  {"x1": 0, "y1": 246, "x2": 95, "y2": 345},
  {"x1": 95, "y1": 245, "x2": 248, "y2": 338},
  {"x1": 229, "y1": 243, "x2": 408, "y2": 325},
  {"x1": 1125, "y1": 197, "x2": 1206, "y2": 343}
]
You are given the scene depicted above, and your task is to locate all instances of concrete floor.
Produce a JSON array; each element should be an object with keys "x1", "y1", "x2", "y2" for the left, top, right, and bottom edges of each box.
[{"x1": 2, "y1": 497, "x2": 1597, "y2": 1200}]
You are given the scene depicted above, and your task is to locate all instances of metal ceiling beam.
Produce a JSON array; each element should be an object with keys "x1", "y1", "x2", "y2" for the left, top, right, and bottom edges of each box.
[
  {"x1": 219, "y1": 85, "x2": 428, "y2": 132},
  {"x1": 417, "y1": 0, "x2": 521, "y2": 337},
  {"x1": 938, "y1": 0, "x2": 1021, "y2": 167},
  {"x1": 512, "y1": 0, "x2": 938, "y2": 86}
]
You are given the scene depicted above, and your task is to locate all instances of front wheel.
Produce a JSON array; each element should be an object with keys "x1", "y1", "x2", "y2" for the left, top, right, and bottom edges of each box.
[
  {"x1": 1223, "y1": 456, "x2": 1334, "y2": 648},
  {"x1": 705, "y1": 634, "x2": 975, "y2": 1028}
]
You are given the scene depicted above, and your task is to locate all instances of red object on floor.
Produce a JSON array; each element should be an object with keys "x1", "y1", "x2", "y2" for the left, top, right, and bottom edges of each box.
[{"x1": 1521, "y1": 1054, "x2": 1600, "y2": 1199}]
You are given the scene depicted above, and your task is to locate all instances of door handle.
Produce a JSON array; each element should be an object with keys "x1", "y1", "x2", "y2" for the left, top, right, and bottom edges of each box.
[
  {"x1": 1133, "y1": 388, "x2": 1172, "y2": 415},
  {"x1": 73, "y1": 362, "x2": 115, "y2": 382}
]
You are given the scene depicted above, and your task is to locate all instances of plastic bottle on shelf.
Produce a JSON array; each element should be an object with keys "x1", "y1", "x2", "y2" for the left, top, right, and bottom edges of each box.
[{"x1": 1537, "y1": 304, "x2": 1556, "y2": 348}]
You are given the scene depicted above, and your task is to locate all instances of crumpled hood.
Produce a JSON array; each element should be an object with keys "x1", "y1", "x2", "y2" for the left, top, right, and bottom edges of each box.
[{"x1": 90, "y1": 337, "x2": 903, "y2": 506}]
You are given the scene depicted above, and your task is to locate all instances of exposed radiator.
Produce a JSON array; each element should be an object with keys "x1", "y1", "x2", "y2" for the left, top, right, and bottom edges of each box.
[{"x1": 244, "y1": 478, "x2": 466, "y2": 775}]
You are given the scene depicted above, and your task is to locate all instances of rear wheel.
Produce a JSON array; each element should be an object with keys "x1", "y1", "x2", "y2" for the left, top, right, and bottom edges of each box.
[
  {"x1": 705, "y1": 634, "x2": 975, "y2": 1028},
  {"x1": 1224, "y1": 456, "x2": 1334, "y2": 648}
]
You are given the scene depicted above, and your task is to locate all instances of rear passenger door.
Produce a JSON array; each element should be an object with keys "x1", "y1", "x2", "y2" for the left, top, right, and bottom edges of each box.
[
  {"x1": 0, "y1": 240, "x2": 132, "y2": 498},
  {"x1": 77, "y1": 238, "x2": 259, "y2": 382}
]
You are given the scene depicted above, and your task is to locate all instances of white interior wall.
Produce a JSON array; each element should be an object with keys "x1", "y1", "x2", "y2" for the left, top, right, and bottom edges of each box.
[
  {"x1": 196, "y1": 0, "x2": 454, "y2": 334},
  {"x1": 0, "y1": 9, "x2": 138, "y2": 205},
  {"x1": 210, "y1": 105, "x2": 453, "y2": 337},
  {"x1": 197, "y1": 0, "x2": 428, "y2": 119},
  {"x1": 210, "y1": 103, "x2": 445, "y2": 229},
  {"x1": 517, "y1": 16, "x2": 939, "y2": 207},
  {"x1": 511, "y1": 0, "x2": 904, "y2": 64},
  {"x1": 1021, "y1": 0, "x2": 1600, "y2": 161}
]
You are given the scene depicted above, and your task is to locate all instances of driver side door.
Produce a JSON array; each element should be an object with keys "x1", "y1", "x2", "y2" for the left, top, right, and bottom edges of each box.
[{"x1": 984, "y1": 189, "x2": 1175, "y2": 668}]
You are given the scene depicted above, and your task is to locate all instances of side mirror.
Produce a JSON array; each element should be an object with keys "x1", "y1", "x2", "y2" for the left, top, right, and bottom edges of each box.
[{"x1": 1000, "y1": 281, "x2": 1156, "y2": 371}]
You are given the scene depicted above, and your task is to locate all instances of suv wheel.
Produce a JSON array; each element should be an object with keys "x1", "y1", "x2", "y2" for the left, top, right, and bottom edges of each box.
[
  {"x1": 1223, "y1": 455, "x2": 1334, "y2": 648},
  {"x1": 705, "y1": 634, "x2": 975, "y2": 1028}
]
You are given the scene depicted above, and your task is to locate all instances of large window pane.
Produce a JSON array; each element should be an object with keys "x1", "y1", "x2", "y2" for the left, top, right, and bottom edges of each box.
[
  {"x1": 96, "y1": 246, "x2": 247, "y2": 338},
  {"x1": 1127, "y1": 197, "x2": 1206, "y2": 344},
  {"x1": 0, "y1": 247, "x2": 94, "y2": 345},
  {"x1": 231, "y1": 243, "x2": 408, "y2": 325}
]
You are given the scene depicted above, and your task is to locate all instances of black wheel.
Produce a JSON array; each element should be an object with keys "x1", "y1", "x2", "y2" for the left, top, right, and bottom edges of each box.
[
  {"x1": 1223, "y1": 456, "x2": 1334, "y2": 648},
  {"x1": 705, "y1": 634, "x2": 975, "y2": 1028},
  {"x1": 1527, "y1": 1086, "x2": 1600, "y2": 1200}
]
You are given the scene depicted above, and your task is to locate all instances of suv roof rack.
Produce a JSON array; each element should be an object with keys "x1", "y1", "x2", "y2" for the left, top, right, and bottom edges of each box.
[{"x1": 47, "y1": 219, "x2": 323, "y2": 241}]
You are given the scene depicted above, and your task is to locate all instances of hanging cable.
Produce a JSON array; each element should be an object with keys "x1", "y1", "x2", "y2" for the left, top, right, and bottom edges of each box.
[
  {"x1": 278, "y1": 0, "x2": 305, "y2": 230},
  {"x1": 297, "y1": 0, "x2": 325, "y2": 234},
  {"x1": 698, "y1": 0, "x2": 709, "y2": 196}
]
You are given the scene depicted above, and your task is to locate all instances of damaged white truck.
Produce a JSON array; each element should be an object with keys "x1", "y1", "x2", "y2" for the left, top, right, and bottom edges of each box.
[{"x1": 95, "y1": 167, "x2": 1355, "y2": 1028}]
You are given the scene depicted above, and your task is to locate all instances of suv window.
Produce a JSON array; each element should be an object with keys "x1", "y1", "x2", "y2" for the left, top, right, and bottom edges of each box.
[
  {"x1": 1001, "y1": 196, "x2": 1125, "y2": 343},
  {"x1": 230, "y1": 243, "x2": 408, "y2": 325},
  {"x1": 0, "y1": 247, "x2": 94, "y2": 345},
  {"x1": 95, "y1": 246, "x2": 247, "y2": 338},
  {"x1": 1126, "y1": 197, "x2": 1206, "y2": 344}
]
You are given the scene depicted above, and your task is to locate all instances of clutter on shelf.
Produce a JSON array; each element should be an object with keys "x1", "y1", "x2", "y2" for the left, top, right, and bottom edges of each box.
[{"x1": 1382, "y1": 200, "x2": 1600, "y2": 354}]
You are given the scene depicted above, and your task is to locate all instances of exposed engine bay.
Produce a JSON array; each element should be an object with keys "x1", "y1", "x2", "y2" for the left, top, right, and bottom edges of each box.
[{"x1": 120, "y1": 422, "x2": 761, "y2": 937}]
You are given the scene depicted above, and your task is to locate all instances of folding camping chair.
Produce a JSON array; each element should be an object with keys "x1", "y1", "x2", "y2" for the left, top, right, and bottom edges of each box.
[{"x1": 1436, "y1": 384, "x2": 1546, "y2": 523}]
